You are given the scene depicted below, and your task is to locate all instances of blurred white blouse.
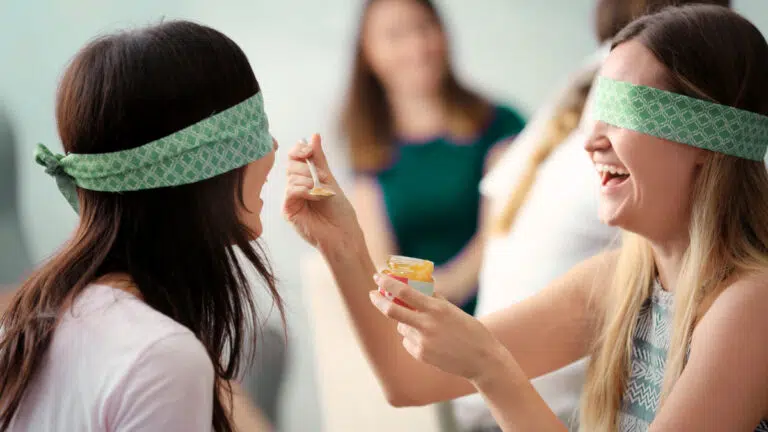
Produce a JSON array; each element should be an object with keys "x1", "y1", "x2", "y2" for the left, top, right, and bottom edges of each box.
[{"x1": 453, "y1": 43, "x2": 618, "y2": 431}]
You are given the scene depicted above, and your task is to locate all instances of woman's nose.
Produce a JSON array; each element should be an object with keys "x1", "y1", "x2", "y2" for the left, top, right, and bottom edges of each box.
[{"x1": 584, "y1": 121, "x2": 611, "y2": 152}]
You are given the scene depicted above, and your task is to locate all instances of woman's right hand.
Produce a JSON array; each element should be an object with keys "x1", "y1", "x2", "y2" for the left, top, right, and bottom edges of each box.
[{"x1": 283, "y1": 134, "x2": 363, "y2": 252}]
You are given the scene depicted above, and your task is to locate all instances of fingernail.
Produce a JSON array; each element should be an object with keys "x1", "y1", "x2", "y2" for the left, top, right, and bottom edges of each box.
[
  {"x1": 369, "y1": 291, "x2": 381, "y2": 307},
  {"x1": 373, "y1": 273, "x2": 381, "y2": 284}
]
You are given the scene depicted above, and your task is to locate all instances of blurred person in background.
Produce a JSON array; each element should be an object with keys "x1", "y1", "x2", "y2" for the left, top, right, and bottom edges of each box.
[
  {"x1": 456, "y1": 0, "x2": 732, "y2": 430},
  {"x1": 0, "y1": 106, "x2": 31, "y2": 313},
  {"x1": 340, "y1": 0, "x2": 526, "y2": 316}
]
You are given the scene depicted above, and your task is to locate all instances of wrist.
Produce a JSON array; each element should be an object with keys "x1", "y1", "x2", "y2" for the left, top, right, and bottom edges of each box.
[
  {"x1": 318, "y1": 225, "x2": 368, "y2": 263},
  {"x1": 471, "y1": 342, "x2": 523, "y2": 391}
]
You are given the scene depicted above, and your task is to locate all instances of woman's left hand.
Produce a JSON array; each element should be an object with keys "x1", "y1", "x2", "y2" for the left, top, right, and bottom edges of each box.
[{"x1": 370, "y1": 273, "x2": 510, "y2": 383}]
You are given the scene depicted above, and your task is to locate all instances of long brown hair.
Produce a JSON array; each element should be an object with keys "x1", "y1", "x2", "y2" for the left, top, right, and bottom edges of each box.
[
  {"x1": 0, "y1": 21, "x2": 283, "y2": 432},
  {"x1": 493, "y1": 0, "x2": 732, "y2": 234},
  {"x1": 581, "y1": 5, "x2": 768, "y2": 430},
  {"x1": 340, "y1": 0, "x2": 491, "y2": 172}
]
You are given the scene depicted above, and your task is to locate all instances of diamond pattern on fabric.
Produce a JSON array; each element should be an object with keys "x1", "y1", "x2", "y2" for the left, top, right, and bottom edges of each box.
[
  {"x1": 594, "y1": 77, "x2": 768, "y2": 161},
  {"x1": 619, "y1": 412, "x2": 651, "y2": 432},
  {"x1": 618, "y1": 281, "x2": 768, "y2": 431},
  {"x1": 57, "y1": 92, "x2": 271, "y2": 192}
]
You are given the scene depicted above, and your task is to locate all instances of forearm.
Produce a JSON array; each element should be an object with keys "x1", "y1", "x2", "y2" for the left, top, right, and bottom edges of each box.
[
  {"x1": 319, "y1": 234, "x2": 474, "y2": 405},
  {"x1": 473, "y1": 346, "x2": 568, "y2": 432},
  {"x1": 352, "y1": 177, "x2": 397, "y2": 268},
  {"x1": 433, "y1": 235, "x2": 484, "y2": 304}
]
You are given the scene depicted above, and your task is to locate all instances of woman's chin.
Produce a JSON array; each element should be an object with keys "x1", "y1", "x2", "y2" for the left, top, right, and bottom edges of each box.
[
  {"x1": 239, "y1": 216, "x2": 263, "y2": 241},
  {"x1": 598, "y1": 205, "x2": 625, "y2": 228},
  {"x1": 251, "y1": 223, "x2": 263, "y2": 239}
]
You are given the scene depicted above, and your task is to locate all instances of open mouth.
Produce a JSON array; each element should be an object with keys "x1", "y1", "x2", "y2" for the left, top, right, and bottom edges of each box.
[{"x1": 595, "y1": 163, "x2": 630, "y2": 187}]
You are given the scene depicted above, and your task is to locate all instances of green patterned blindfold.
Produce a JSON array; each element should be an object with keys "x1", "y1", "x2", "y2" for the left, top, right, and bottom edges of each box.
[
  {"x1": 593, "y1": 77, "x2": 768, "y2": 161},
  {"x1": 35, "y1": 92, "x2": 273, "y2": 212}
]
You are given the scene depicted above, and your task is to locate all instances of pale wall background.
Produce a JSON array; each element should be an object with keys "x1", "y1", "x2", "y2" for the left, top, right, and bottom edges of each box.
[{"x1": 1, "y1": 1, "x2": 765, "y2": 430}]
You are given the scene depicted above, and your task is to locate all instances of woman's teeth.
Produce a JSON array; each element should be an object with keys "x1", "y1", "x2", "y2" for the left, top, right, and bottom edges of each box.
[
  {"x1": 595, "y1": 163, "x2": 630, "y2": 187},
  {"x1": 595, "y1": 163, "x2": 629, "y2": 176}
]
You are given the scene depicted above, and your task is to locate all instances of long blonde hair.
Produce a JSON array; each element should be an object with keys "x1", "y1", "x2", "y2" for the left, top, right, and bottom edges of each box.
[
  {"x1": 492, "y1": 0, "x2": 732, "y2": 235},
  {"x1": 580, "y1": 6, "x2": 768, "y2": 430}
]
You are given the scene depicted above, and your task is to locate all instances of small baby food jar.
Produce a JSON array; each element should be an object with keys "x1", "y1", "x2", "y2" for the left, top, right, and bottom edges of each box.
[{"x1": 380, "y1": 255, "x2": 435, "y2": 308}]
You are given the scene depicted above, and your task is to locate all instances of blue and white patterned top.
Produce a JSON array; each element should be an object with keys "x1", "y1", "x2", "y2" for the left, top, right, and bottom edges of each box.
[{"x1": 618, "y1": 280, "x2": 768, "y2": 431}]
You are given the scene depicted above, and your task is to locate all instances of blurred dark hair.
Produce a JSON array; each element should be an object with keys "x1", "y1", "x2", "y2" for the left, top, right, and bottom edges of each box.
[
  {"x1": 0, "y1": 21, "x2": 283, "y2": 432},
  {"x1": 595, "y1": 0, "x2": 731, "y2": 42}
]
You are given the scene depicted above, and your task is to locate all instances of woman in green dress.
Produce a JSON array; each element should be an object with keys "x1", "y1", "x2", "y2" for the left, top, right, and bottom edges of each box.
[{"x1": 339, "y1": 0, "x2": 525, "y2": 315}]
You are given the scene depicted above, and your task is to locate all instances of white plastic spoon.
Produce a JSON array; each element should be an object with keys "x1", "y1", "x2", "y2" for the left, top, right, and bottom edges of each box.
[{"x1": 300, "y1": 138, "x2": 336, "y2": 197}]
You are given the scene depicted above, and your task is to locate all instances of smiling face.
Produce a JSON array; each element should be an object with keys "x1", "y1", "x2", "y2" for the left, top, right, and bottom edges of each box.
[
  {"x1": 240, "y1": 138, "x2": 277, "y2": 238},
  {"x1": 585, "y1": 40, "x2": 707, "y2": 242}
]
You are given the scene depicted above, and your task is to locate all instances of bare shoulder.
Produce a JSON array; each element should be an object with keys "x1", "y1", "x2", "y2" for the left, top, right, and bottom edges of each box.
[
  {"x1": 723, "y1": 268, "x2": 768, "y2": 300},
  {"x1": 656, "y1": 269, "x2": 768, "y2": 428},
  {"x1": 691, "y1": 267, "x2": 768, "y2": 390},
  {"x1": 695, "y1": 269, "x2": 768, "y2": 338}
]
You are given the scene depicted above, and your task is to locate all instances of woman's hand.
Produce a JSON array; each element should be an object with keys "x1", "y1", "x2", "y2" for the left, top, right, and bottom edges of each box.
[
  {"x1": 283, "y1": 134, "x2": 363, "y2": 252},
  {"x1": 370, "y1": 273, "x2": 512, "y2": 384},
  {"x1": 371, "y1": 274, "x2": 573, "y2": 432}
]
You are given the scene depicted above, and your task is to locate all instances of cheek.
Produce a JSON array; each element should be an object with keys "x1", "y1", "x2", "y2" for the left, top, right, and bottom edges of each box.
[
  {"x1": 365, "y1": 40, "x2": 400, "y2": 76},
  {"x1": 425, "y1": 31, "x2": 446, "y2": 58},
  {"x1": 239, "y1": 175, "x2": 265, "y2": 236},
  {"x1": 623, "y1": 138, "x2": 700, "y2": 208},
  {"x1": 242, "y1": 159, "x2": 272, "y2": 208}
]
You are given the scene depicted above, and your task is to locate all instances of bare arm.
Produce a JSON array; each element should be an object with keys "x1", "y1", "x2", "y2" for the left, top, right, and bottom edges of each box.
[
  {"x1": 321, "y1": 232, "x2": 613, "y2": 407},
  {"x1": 459, "y1": 251, "x2": 610, "y2": 431},
  {"x1": 649, "y1": 272, "x2": 768, "y2": 431},
  {"x1": 285, "y1": 136, "x2": 607, "y2": 413},
  {"x1": 352, "y1": 176, "x2": 397, "y2": 267},
  {"x1": 471, "y1": 353, "x2": 568, "y2": 431},
  {"x1": 431, "y1": 239, "x2": 484, "y2": 304},
  {"x1": 430, "y1": 194, "x2": 491, "y2": 304}
]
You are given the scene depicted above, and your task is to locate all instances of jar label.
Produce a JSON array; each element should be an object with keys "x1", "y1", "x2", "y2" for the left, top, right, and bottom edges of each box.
[{"x1": 379, "y1": 275, "x2": 434, "y2": 309}]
